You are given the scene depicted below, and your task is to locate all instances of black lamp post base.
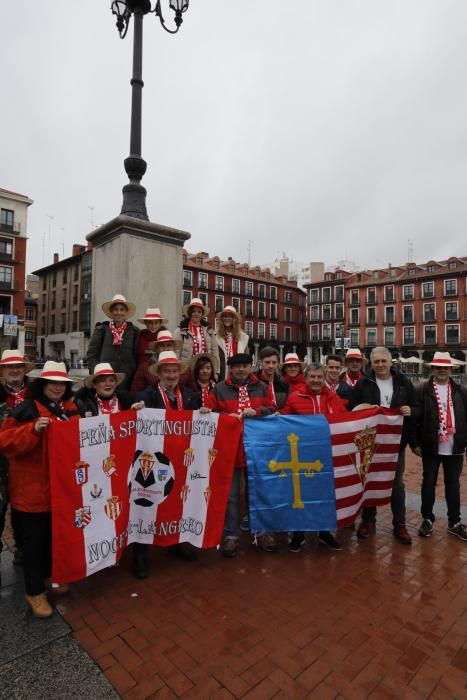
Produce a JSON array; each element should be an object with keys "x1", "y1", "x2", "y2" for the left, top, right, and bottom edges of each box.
[{"x1": 120, "y1": 182, "x2": 149, "y2": 221}]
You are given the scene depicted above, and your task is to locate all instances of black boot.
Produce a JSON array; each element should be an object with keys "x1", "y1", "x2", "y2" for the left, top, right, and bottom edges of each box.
[
  {"x1": 167, "y1": 543, "x2": 198, "y2": 561},
  {"x1": 132, "y1": 543, "x2": 149, "y2": 579}
]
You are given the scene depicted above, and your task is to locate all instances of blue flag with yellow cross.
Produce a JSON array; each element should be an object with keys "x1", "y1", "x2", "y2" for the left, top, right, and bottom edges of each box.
[{"x1": 243, "y1": 414, "x2": 337, "y2": 532}]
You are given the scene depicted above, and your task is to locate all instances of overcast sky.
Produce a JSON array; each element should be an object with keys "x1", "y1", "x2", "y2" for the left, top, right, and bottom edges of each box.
[{"x1": 2, "y1": 1, "x2": 467, "y2": 274}]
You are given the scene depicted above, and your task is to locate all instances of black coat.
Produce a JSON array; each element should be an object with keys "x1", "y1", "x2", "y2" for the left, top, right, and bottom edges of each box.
[
  {"x1": 86, "y1": 321, "x2": 139, "y2": 381},
  {"x1": 254, "y1": 371, "x2": 289, "y2": 410},
  {"x1": 74, "y1": 386, "x2": 134, "y2": 417},
  {"x1": 413, "y1": 378, "x2": 467, "y2": 455},
  {"x1": 137, "y1": 384, "x2": 200, "y2": 411},
  {"x1": 348, "y1": 368, "x2": 419, "y2": 447}
]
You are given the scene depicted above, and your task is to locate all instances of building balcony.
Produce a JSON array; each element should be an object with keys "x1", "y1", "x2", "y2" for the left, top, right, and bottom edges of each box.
[
  {"x1": 366, "y1": 298, "x2": 377, "y2": 305},
  {"x1": 0, "y1": 221, "x2": 21, "y2": 235},
  {"x1": 0, "y1": 280, "x2": 13, "y2": 290}
]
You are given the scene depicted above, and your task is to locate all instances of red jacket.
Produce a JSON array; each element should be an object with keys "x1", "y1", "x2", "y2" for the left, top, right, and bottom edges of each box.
[
  {"x1": 282, "y1": 386, "x2": 347, "y2": 418},
  {"x1": 136, "y1": 329, "x2": 161, "y2": 367},
  {"x1": 207, "y1": 373, "x2": 275, "y2": 467},
  {"x1": 282, "y1": 373, "x2": 306, "y2": 393},
  {"x1": 0, "y1": 398, "x2": 78, "y2": 512}
]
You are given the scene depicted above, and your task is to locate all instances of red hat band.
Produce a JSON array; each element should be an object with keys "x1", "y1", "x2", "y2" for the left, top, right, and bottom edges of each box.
[
  {"x1": 41, "y1": 371, "x2": 69, "y2": 380},
  {"x1": 0, "y1": 356, "x2": 25, "y2": 365}
]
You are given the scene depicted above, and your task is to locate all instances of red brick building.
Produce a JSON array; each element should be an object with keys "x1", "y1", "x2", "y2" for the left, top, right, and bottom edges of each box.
[
  {"x1": 306, "y1": 256, "x2": 467, "y2": 368},
  {"x1": 183, "y1": 251, "x2": 306, "y2": 359}
]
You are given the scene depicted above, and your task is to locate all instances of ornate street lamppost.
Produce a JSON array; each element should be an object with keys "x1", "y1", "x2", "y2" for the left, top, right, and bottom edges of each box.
[{"x1": 110, "y1": 1, "x2": 189, "y2": 221}]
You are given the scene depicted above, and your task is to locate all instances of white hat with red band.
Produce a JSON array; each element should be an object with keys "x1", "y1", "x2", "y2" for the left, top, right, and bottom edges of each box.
[
  {"x1": 345, "y1": 348, "x2": 364, "y2": 361},
  {"x1": 85, "y1": 362, "x2": 125, "y2": 388},
  {"x1": 101, "y1": 293, "x2": 136, "y2": 319},
  {"x1": 32, "y1": 361, "x2": 74, "y2": 382},
  {"x1": 137, "y1": 308, "x2": 168, "y2": 325},
  {"x1": 218, "y1": 305, "x2": 241, "y2": 318},
  {"x1": 146, "y1": 330, "x2": 182, "y2": 354},
  {"x1": 280, "y1": 353, "x2": 306, "y2": 370},
  {"x1": 182, "y1": 297, "x2": 210, "y2": 317},
  {"x1": 150, "y1": 350, "x2": 187, "y2": 376},
  {"x1": 426, "y1": 351, "x2": 457, "y2": 367},
  {"x1": 0, "y1": 350, "x2": 34, "y2": 374}
]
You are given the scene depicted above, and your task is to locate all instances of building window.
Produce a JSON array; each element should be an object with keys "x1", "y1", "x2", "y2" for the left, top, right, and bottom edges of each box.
[
  {"x1": 0, "y1": 209, "x2": 14, "y2": 229},
  {"x1": 423, "y1": 303, "x2": 436, "y2": 321},
  {"x1": 60, "y1": 313, "x2": 66, "y2": 333},
  {"x1": 444, "y1": 279, "x2": 457, "y2": 296},
  {"x1": 310, "y1": 289, "x2": 319, "y2": 304},
  {"x1": 183, "y1": 270, "x2": 192, "y2": 286},
  {"x1": 232, "y1": 297, "x2": 240, "y2": 312},
  {"x1": 285, "y1": 290, "x2": 293, "y2": 303},
  {"x1": 335, "y1": 285, "x2": 344, "y2": 302},
  {"x1": 448, "y1": 261, "x2": 457, "y2": 269},
  {"x1": 403, "y1": 284, "x2": 414, "y2": 300},
  {"x1": 50, "y1": 316, "x2": 55, "y2": 334},
  {"x1": 322, "y1": 304, "x2": 331, "y2": 321},
  {"x1": 403, "y1": 305, "x2": 414, "y2": 323},
  {"x1": 310, "y1": 306, "x2": 319, "y2": 321},
  {"x1": 215, "y1": 275, "x2": 224, "y2": 291},
  {"x1": 446, "y1": 325, "x2": 460, "y2": 344},
  {"x1": 270, "y1": 324, "x2": 277, "y2": 340},
  {"x1": 270, "y1": 286, "x2": 277, "y2": 300},
  {"x1": 196, "y1": 257, "x2": 204, "y2": 266},
  {"x1": 258, "y1": 322, "x2": 265, "y2": 339},
  {"x1": 0, "y1": 266, "x2": 13, "y2": 288},
  {"x1": 445, "y1": 302, "x2": 458, "y2": 320},
  {"x1": 367, "y1": 287, "x2": 376, "y2": 304},
  {"x1": 408, "y1": 268, "x2": 416, "y2": 276},
  {"x1": 310, "y1": 324, "x2": 319, "y2": 341},
  {"x1": 335, "y1": 323, "x2": 344, "y2": 339},
  {"x1": 25, "y1": 306, "x2": 34, "y2": 320},
  {"x1": 322, "y1": 324, "x2": 331, "y2": 341},
  {"x1": 258, "y1": 284, "x2": 265, "y2": 298},
  {"x1": 424, "y1": 325, "x2": 436, "y2": 344},
  {"x1": 182, "y1": 290, "x2": 191, "y2": 306},
  {"x1": 366, "y1": 328, "x2": 377, "y2": 346},
  {"x1": 72, "y1": 287, "x2": 78, "y2": 305},
  {"x1": 350, "y1": 308, "x2": 359, "y2": 325},
  {"x1": 51, "y1": 291, "x2": 56, "y2": 309},
  {"x1": 42, "y1": 276, "x2": 46, "y2": 290},
  {"x1": 198, "y1": 292, "x2": 208, "y2": 307},
  {"x1": 73, "y1": 265, "x2": 79, "y2": 282},
  {"x1": 335, "y1": 303, "x2": 344, "y2": 320},
  {"x1": 245, "y1": 320, "x2": 253, "y2": 337},
  {"x1": 245, "y1": 299, "x2": 253, "y2": 317},
  {"x1": 215, "y1": 295, "x2": 223, "y2": 313},
  {"x1": 427, "y1": 264, "x2": 436, "y2": 272},
  {"x1": 245, "y1": 281, "x2": 253, "y2": 296},
  {"x1": 52, "y1": 271, "x2": 57, "y2": 287},
  {"x1": 285, "y1": 307, "x2": 292, "y2": 322},
  {"x1": 350, "y1": 289, "x2": 359, "y2": 305},
  {"x1": 384, "y1": 285, "x2": 394, "y2": 302},
  {"x1": 258, "y1": 301, "x2": 266, "y2": 318},
  {"x1": 322, "y1": 287, "x2": 331, "y2": 303},
  {"x1": 367, "y1": 307, "x2": 376, "y2": 324},
  {"x1": 73, "y1": 311, "x2": 78, "y2": 331},
  {"x1": 350, "y1": 329, "x2": 359, "y2": 346},
  {"x1": 403, "y1": 327, "x2": 415, "y2": 345},
  {"x1": 61, "y1": 289, "x2": 67, "y2": 308},
  {"x1": 384, "y1": 328, "x2": 395, "y2": 346},
  {"x1": 0, "y1": 238, "x2": 13, "y2": 257},
  {"x1": 422, "y1": 281, "x2": 434, "y2": 298},
  {"x1": 270, "y1": 302, "x2": 277, "y2": 320},
  {"x1": 198, "y1": 271, "x2": 208, "y2": 289},
  {"x1": 63, "y1": 268, "x2": 68, "y2": 284},
  {"x1": 385, "y1": 306, "x2": 395, "y2": 323},
  {"x1": 232, "y1": 278, "x2": 240, "y2": 294},
  {"x1": 25, "y1": 330, "x2": 34, "y2": 343}
]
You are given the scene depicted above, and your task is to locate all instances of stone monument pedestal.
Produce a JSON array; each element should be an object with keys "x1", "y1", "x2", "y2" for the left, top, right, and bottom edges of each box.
[{"x1": 86, "y1": 215, "x2": 190, "y2": 329}]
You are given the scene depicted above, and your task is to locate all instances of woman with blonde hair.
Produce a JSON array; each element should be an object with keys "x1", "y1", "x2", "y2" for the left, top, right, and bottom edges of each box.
[{"x1": 215, "y1": 306, "x2": 249, "y2": 380}]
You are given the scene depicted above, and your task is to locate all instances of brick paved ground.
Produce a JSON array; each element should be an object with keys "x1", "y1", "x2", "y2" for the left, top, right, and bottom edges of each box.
[{"x1": 4, "y1": 451, "x2": 467, "y2": 699}]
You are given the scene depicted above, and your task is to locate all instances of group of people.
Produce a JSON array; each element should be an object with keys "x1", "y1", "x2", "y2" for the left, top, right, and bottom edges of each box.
[{"x1": 0, "y1": 291, "x2": 466, "y2": 620}]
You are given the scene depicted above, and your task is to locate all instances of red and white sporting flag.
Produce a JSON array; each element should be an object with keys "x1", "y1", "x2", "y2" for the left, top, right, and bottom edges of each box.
[
  {"x1": 48, "y1": 408, "x2": 241, "y2": 583},
  {"x1": 328, "y1": 407, "x2": 403, "y2": 527}
]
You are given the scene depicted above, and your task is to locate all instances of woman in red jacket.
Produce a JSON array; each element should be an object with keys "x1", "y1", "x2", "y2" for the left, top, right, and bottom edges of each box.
[
  {"x1": 135, "y1": 308, "x2": 168, "y2": 367},
  {"x1": 280, "y1": 353, "x2": 306, "y2": 393},
  {"x1": 0, "y1": 362, "x2": 78, "y2": 618},
  {"x1": 282, "y1": 362, "x2": 347, "y2": 553}
]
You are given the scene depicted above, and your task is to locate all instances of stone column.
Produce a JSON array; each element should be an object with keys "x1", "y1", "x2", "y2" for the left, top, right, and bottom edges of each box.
[
  {"x1": 87, "y1": 215, "x2": 190, "y2": 330},
  {"x1": 279, "y1": 344, "x2": 284, "y2": 363},
  {"x1": 253, "y1": 342, "x2": 260, "y2": 365}
]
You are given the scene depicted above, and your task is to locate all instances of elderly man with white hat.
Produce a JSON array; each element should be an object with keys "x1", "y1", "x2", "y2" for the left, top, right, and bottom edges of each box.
[
  {"x1": 413, "y1": 352, "x2": 467, "y2": 541},
  {"x1": 337, "y1": 348, "x2": 366, "y2": 402},
  {"x1": 0, "y1": 350, "x2": 34, "y2": 579}
]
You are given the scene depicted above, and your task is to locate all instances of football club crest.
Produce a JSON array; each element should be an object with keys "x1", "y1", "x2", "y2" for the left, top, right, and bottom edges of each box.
[
  {"x1": 180, "y1": 485, "x2": 190, "y2": 503},
  {"x1": 208, "y1": 448, "x2": 218, "y2": 468},
  {"x1": 104, "y1": 496, "x2": 122, "y2": 520},
  {"x1": 74, "y1": 461, "x2": 89, "y2": 486},
  {"x1": 138, "y1": 451, "x2": 155, "y2": 480},
  {"x1": 90, "y1": 483, "x2": 103, "y2": 499},
  {"x1": 353, "y1": 427, "x2": 377, "y2": 483},
  {"x1": 74, "y1": 506, "x2": 91, "y2": 528},
  {"x1": 184, "y1": 447, "x2": 195, "y2": 468},
  {"x1": 158, "y1": 468, "x2": 168, "y2": 481},
  {"x1": 102, "y1": 454, "x2": 118, "y2": 477},
  {"x1": 204, "y1": 486, "x2": 211, "y2": 505}
]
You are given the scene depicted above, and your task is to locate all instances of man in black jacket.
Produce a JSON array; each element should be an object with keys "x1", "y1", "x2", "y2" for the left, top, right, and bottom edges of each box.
[
  {"x1": 348, "y1": 346, "x2": 419, "y2": 544},
  {"x1": 412, "y1": 352, "x2": 467, "y2": 541}
]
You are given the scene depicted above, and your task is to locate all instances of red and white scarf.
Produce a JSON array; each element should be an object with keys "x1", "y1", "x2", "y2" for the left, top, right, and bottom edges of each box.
[
  {"x1": 433, "y1": 381, "x2": 455, "y2": 442},
  {"x1": 109, "y1": 321, "x2": 127, "y2": 346},
  {"x1": 225, "y1": 332, "x2": 238, "y2": 360},
  {"x1": 260, "y1": 371, "x2": 276, "y2": 407},
  {"x1": 189, "y1": 323, "x2": 207, "y2": 354},
  {"x1": 4, "y1": 384, "x2": 28, "y2": 408},
  {"x1": 343, "y1": 370, "x2": 361, "y2": 387},
  {"x1": 325, "y1": 379, "x2": 338, "y2": 393},
  {"x1": 96, "y1": 394, "x2": 120, "y2": 415},
  {"x1": 237, "y1": 384, "x2": 252, "y2": 413},
  {"x1": 199, "y1": 381, "x2": 215, "y2": 407},
  {"x1": 158, "y1": 384, "x2": 183, "y2": 410}
]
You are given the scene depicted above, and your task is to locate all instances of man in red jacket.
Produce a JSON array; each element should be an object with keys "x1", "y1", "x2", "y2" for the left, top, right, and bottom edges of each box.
[
  {"x1": 282, "y1": 362, "x2": 347, "y2": 552},
  {"x1": 206, "y1": 353, "x2": 276, "y2": 557}
]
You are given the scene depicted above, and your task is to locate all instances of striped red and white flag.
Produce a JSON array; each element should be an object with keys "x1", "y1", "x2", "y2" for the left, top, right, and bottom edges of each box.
[
  {"x1": 328, "y1": 407, "x2": 404, "y2": 527},
  {"x1": 49, "y1": 408, "x2": 241, "y2": 584}
]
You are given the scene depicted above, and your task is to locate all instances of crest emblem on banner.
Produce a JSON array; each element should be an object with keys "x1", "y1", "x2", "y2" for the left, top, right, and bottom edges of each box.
[
  {"x1": 104, "y1": 496, "x2": 122, "y2": 520},
  {"x1": 184, "y1": 448, "x2": 195, "y2": 467},
  {"x1": 353, "y1": 427, "x2": 377, "y2": 483},
  {"x1": 74, "y1": 506, "x2": 91, "y2": 528},
  {"x1": 208, "y1": 448, "x2": 218, "y2": 468},
  {"x1": 138, "y1": 451, "x2": 155, "y2": 480},
  {"x1": 180, "y1": 485, "x2": 190, "y2": 503},
  {"x1": 103, "y1": 455, "x2": 118, "y2": 477},
  {"x1": 90, "y1": 483, "x2": 102, "y2": 499},
  {"x1": 74, "y1": 461, "x2": 89, "y2": 486}
]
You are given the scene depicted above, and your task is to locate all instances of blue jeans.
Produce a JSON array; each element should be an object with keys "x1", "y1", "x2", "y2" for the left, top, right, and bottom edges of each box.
[
  {"x1": 361, "y1": 447, "x2": 406, "y2": 526},
  {"x1": 224, "y1": 468, "x2": 242, "y2": 539},
  {"x1": 421, "y1": 452, "x2": 464, "y2": 527}
]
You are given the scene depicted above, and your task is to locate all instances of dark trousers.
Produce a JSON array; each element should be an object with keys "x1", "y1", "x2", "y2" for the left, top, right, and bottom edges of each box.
[
  {"x1": 16, "y1": 511, "x2": 52, "y2": 596},
  {"x1": 421, "y1": 452, "x2": 464, "y2": 527},
  {"x1": 361, "y1": 447, "x2": 406, "y2": 526}
]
